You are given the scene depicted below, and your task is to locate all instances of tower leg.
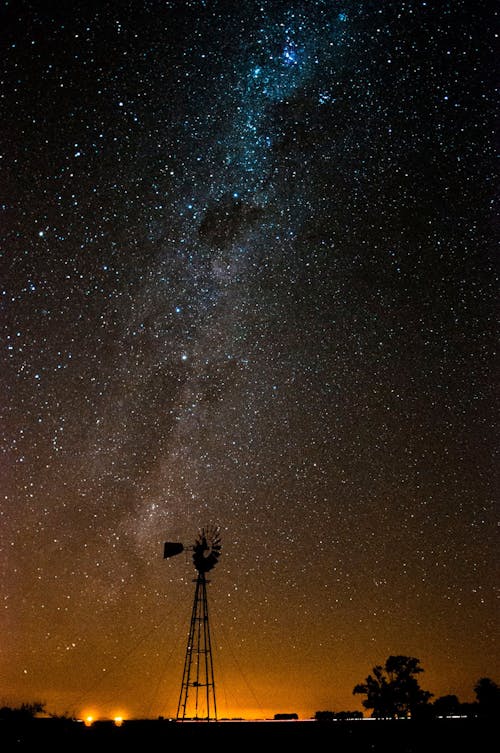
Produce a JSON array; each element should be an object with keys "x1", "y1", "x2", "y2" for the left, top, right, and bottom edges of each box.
[{"x1": 176, "y1": 572, "x2": 217, "y2": 722}]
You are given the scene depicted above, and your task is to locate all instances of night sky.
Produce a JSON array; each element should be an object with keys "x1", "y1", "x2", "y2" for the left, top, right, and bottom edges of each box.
[{"x1": 1, "y1": 0, "x2": 498, "y2": 721}]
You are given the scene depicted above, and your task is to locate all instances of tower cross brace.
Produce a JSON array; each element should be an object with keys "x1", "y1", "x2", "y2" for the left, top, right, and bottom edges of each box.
[{"x1": 176, "y1": 570, "x2": 217, "y2": 722}]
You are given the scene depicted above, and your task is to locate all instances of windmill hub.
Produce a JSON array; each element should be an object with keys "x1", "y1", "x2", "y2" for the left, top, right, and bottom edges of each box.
[{"x1": 192, "y1": 525, "x2": 222, "y2": 573}]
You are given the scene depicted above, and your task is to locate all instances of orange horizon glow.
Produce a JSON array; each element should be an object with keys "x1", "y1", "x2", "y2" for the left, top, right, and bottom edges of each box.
[{"x1": 76, "y1": 706, "x2": 327, "y2": 722}]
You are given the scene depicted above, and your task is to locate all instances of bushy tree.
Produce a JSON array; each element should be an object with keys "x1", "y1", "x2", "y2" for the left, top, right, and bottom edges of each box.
[
  {"x1": 353, "y1": 655, "x2": 433, "y2": 718},
  {"x1": 432, "y1": 694, "x2": 461, "y2": 717},
  {"x1": 474, "y1": 677, "x2": 500, "y2": 717}
]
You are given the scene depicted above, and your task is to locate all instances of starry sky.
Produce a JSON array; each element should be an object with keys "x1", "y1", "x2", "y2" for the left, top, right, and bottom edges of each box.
[{"x1": 1, "y1": 0, "x2": 498, "y2": 721}]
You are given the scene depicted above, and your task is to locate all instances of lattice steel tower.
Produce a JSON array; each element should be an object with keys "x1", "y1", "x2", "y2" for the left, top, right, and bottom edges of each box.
[{"x1": 163, "y1": 525, "x2": 222, "y2": 722}]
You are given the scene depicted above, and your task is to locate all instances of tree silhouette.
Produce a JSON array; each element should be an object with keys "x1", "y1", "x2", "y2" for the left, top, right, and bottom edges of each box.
[
  {"x1": 474, "y1": 677, "x2": 500, "y2": 718},
  {"x1": 432, "y1": 694, "x2": 461, "y2": 717},
  {"x1": 353, "y1": 655, "x2": 433, "y2": 718},
  {"x1": 0, "y1": 702, "x2": 45, "y2": 720}
]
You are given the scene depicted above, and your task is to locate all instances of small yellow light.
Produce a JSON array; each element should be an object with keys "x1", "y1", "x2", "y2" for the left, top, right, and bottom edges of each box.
[
  {"x1": 114, "y1": 716, "x2": 123, "y2": 726},
  {"x1": 85, "y1": 715, "x2": 93, "y2": 726}
]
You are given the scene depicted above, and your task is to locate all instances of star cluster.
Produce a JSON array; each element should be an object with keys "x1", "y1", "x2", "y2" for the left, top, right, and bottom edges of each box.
[{"x1": 1, "y1": 0, "x2": 497, "y2": 719}]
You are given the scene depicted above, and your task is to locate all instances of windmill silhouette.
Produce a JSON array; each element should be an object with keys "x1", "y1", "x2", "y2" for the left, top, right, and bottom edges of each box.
[{"x1": 163, "y1": 525, "x2": 222, "y2": 722}]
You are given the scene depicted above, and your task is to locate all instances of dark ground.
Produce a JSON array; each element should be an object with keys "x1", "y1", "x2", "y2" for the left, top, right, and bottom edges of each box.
[
  {"x1": 1, "y1": 717, "x2": 495, "y2": 752},
  {"x1": 0, "y1": 719, "x2": 498, "y2": 753}
]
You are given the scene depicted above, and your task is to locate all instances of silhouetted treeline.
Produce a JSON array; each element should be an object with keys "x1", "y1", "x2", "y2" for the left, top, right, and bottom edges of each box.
[
  {"x1": 317, "y1": 656, "x2": 500, "y2": 721},
  {"x1": 0, "y1": 702, "x2": 45, "y2": 721},
  {"x1": 315, "y1": 710, "x2": 363, "y2": 721}
]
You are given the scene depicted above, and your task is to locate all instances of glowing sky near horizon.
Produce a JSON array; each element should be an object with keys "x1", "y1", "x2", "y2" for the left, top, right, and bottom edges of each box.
[{"x1": 1, "y1": 0, "x2": 498, "y2": 720}]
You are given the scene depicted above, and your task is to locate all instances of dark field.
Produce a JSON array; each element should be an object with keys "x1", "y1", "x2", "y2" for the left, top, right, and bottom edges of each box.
[{"x1": 1, "y1": 717, "x2": 495, "y2": 752}]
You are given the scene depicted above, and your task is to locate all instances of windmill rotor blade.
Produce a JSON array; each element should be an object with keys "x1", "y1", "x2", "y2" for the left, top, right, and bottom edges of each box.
[{"x1": 192, "y1": 524, "x2": 222, "y2": 572}]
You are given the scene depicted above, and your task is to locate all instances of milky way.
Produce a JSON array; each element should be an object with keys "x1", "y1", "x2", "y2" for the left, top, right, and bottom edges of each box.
[{"x1": 1, "y1": 0, "x2": 497, "y2": 719}]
